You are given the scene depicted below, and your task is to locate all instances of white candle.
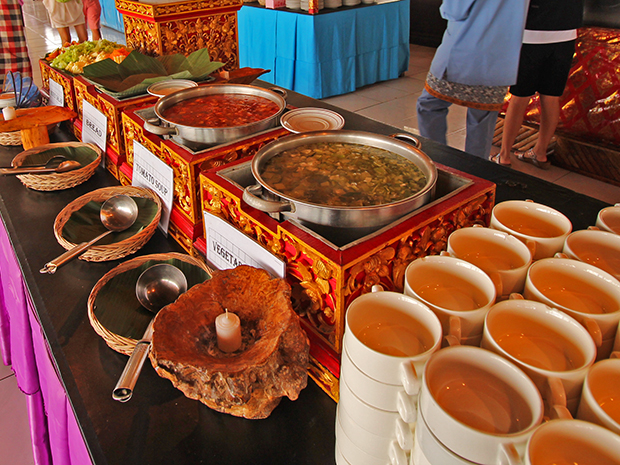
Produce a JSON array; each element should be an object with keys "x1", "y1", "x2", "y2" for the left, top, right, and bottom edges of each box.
[
  {"x1": 2, "y1": 106, "x2": 16, "y2": 121},
  {"x1": 215, "y1": 309, "x2": 242, "y2": 353}
]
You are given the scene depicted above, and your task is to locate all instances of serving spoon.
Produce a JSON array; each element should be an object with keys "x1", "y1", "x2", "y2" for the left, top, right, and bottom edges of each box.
[
  {"x1": 40, "y1": 194, "x2": 139, "y2": 274},
  {"x1": 113, "y1": 264, "x2": 188, "y2": 402},
  {"x1": 0, "y1": 158, "x2": 81, "y2": 175}
]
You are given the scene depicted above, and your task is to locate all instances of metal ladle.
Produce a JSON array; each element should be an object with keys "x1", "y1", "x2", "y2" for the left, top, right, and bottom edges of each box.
[
  {"x1": 113, "y1": 264, "x2": 188, "y2": 402},
  {"x1": 0, "y1": 159, "x2": 81, "y2": 175},
  {"x1": 40, "y1": 194, "x2": 139, "y2": 274}
]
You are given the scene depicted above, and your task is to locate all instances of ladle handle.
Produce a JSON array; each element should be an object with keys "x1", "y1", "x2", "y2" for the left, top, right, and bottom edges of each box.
[
  {"x1": 0, "y1": 166, "x2": 61, "y2": 175},
  {"x1": 40, "y1": 230, "x2": 113, "y2": 274},
  {"x1": 113, "y1": 321, "x2": 154, "y2": 402}
]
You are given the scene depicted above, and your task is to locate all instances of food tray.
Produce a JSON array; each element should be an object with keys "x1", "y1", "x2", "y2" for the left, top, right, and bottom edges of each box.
[
  {"x1": 12, "y1": 142, "x2": 102, "y2": 191},
  {"x1": 53, "y1": 185, "x2": 162, "y2": 262},
  {"x1": 87, "y1": 252, "x2": 212, "y2": 355}
]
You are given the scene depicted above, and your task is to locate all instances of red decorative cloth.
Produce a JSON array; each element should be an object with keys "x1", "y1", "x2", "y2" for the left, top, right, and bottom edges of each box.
[
  {"x1": 0, "y1": 0, "x2": 33, "y2": 87},
  {"x1": 503, "y1": 27, "x2": 620, "y2": 148}
]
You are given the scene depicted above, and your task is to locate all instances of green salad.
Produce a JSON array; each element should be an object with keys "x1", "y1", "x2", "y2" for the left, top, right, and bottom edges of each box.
[{"x1": 48, "y1": 40, "x2": 128, "y2": 74}]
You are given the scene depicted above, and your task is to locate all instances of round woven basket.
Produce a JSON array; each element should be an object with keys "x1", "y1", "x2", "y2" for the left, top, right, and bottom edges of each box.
[
  {"x1": 53, "y1": 186, "x2": 162, "y2": 262},
  {"x1": 12, "y1": 142, "x2": 102, "y2": 191},
  {"x1": 87, "y1": 252, "x2": 212, "y2": 355},
  {"x1": 0, "y1": 131, "x2": 21, "y2": 146}
]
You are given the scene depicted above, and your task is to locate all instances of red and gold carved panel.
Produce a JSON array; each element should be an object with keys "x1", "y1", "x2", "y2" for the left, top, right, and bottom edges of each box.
[{"x1": 117, "y1": 0, "x2": 242, "y2": 69}]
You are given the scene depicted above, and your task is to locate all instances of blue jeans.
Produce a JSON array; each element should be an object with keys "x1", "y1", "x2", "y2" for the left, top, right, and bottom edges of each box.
[{"x1": 416, "y1": 89, "x2": 498, "y2": 159}]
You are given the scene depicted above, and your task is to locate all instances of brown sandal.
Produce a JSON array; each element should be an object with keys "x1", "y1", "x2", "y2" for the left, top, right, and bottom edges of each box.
[{"x1": 515, "y1": 149, "x2": 551, "y2": 170}]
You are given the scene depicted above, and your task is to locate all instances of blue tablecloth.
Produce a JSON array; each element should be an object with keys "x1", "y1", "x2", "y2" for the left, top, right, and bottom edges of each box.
[
  {"x1": 238, "y1": 1, "x2": 410, "y2": 99},
  {"x1": 99, "y1": 0, "x2": 124, "y2": 32}
]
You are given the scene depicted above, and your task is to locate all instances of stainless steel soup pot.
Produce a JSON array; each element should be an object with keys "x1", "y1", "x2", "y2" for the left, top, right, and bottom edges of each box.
[
  {"x1": 143, "y1": 83, "x2": 287, "y2": 145},
  {"x1": 243, "y1": 130, "x2": 437, "y2": 230}
]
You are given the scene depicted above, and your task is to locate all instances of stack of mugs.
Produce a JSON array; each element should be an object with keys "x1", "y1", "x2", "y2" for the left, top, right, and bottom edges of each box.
[
  {"x1": 336, "y1": 288, "x2": 443, "y2": 464},
  {"x1": 335, "y1": 200, "x2": 620, "y2": 464}
]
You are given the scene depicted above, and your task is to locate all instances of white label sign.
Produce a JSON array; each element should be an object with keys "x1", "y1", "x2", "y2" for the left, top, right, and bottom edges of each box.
[
  {"x1": 82, "y1": 100, "x2": 107, "y2": 157},
  {"x1": 132, "y1": 140, "x2": 174, "y2": 234},
  {"x1": 49, "y1": 79, "x2": 64, "y2": 107},
  {"x1": 203, "y1": 211, "x2": 286, "y2": 278}
]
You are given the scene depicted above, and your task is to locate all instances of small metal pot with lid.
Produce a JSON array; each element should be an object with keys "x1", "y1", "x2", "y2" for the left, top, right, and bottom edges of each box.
[
  {"x1": 143, "y1": 83, "x2": 287, "y2": 146},
  {"x1": 243, "y1": 130, "x2": 438, "y2": 232}
]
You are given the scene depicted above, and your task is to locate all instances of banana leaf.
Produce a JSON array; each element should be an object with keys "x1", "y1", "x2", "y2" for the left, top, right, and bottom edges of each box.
[
  {"x1": 61, "y1": 197, "x2": 159, "y2": 245},
  {"x1": 82, "y1": 48, "x2": 224, "y2": 99},
  {"x1": 93, "y1": 259, "x2": 211, "y2": 340}
]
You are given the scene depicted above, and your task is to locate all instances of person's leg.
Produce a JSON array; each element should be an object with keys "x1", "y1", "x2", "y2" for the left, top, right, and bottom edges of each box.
[
  {"x1": 91, "y1": 28, "x2": 102, "y2": 41},
  {"x1": 75, "y1": 23, "x2": 88, "y2": 43},
  {"x1": 465, "y1": 108, "x2": 499, "y2": 159},
  {"x1": 57, "y1": 26, "x2": 71, "y2": 45},
  {"x1": 529, "y1": 94, "x2": 560, "y2": 163},
  {"x1": 497, "y1": 95, "x2": 531, "y2": 163},
  {"x1": 416, "y1": 88, "x2": 451, "y2": 145}
]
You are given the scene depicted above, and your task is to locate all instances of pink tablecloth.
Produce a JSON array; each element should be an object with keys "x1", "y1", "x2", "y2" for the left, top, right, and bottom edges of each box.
[{"x1": 0, "y1": 218, "x2": 92, "y2": 465}]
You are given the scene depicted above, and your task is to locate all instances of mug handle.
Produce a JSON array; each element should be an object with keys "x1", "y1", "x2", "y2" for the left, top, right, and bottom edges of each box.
[
  {"x1": 444, "y1": 315, "x2": 462, "y2": 347},
  {"x1": 497, "y1": 443, "x2": 523, "y2": 465},
  {"x1": 544, "y1": 377, "x2": 567, "y2": 408},
  {"x1": 399, "y1": 361, "x2": 420, "y2": 396},
  {"x1": 509, "y1": 293, "x2": 525, "y2": 300},
  {"x1": 394, "y1": 416, "x2": 414, "y2": 450},
  {"x1": 584, "y1": 318, "x2": 603, "y2": 347},
  {"x1": 396, "y1": 390, "x2": 417, "y2": 423},
  {"x1": 554, "y1": 252, "x2": 569, "y2": 259},
  {"x1": 525, "y1": 239, "x2": 537, "y2": 259},
  {"x1": 610, "y1": 351, "x2": 619, "y2": 359},
  {"x1": 488, "y1": 271, "x2": 504, "y2": 298},
  {"x1": 389, "y1": 440, "x2": 409, "y2": 465}
]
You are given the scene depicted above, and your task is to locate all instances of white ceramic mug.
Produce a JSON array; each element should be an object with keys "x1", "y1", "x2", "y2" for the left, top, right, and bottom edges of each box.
[
  {"x1": 490, "y1": 200, "x2": 572, "y2": 260},
  {"x1": 596, "y1": 203, "x2": 620, "y2": 235},
  {"x1": 419, "y1": 345, "x2": 544, "y2": 465},
  {"x1": 337, "y1": 378, "x2": 410, "y2": 465},
  {"x1": 343, "y1": 290, "x2": 442, "y2": 392},
  {"x1": 338, "y1": 374, "x2": 413, "y2": 448},
  {"x1": 525, "y1": 419, "x2": 620, "y2": 465},
  {"x1": 481, "y1": 298, "x2": 597, "y2": 417},
  {"x1": 404, "y1": 255, "x2": 497, "y2": 347},
  {"x1": 559, "y1": 229, "x2": 620, "y2": 281},
  {"x1": 340, "y1": 345, "x2": 416, "y2": 420},
  {"x1": 577, "y1": 358, "x2": 620, "y2": 435},
  {"x1": 337, "y1": 403, "x2": 412, "y2": 460},
  {"x1": 411, "y1": 405, "x2": 477, "y2": 465},
  {"x1": 447, "y1": 225, "x2": 533, "y2": 298},
  {"x1": 523, "y1": 257, "x2": 620, "y2": 359}
]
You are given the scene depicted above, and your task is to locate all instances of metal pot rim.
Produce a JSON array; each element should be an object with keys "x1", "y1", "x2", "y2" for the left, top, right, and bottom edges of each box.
[{"x1": 251, "y1": 130, "x2": 438, "y2": 211}]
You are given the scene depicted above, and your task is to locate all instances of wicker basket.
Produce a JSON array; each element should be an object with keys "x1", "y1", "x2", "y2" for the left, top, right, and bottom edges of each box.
[
  {"x1": 87, "y1": 252, "x2": 212, "y2": 355},
  {"x1": 53, "y1": 186, "x2": 162, "y2": 262},
  {"x1": 0, "y1": 131, "x2": 21, "y2": 146},
  {"x1": 12, "y1": 142, "x2": 103, "y2": 191}
]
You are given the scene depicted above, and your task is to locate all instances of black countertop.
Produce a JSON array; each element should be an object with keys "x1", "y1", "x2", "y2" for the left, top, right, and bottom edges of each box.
[{"x1": 0, "y1": 88, "x2": 610, "y2": 465}]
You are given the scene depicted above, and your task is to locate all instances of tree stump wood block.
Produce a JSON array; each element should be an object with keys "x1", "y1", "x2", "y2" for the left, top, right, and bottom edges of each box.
[
  {"x1": 0, "y1": 106, "x2": 76, "y2": 150},
  {"x1": 150, "y1": 265, "x2": 310, "y2": 419}
]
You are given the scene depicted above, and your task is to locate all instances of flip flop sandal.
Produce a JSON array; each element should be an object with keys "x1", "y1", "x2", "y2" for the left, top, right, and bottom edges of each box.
[
  {"x1": 489, "y1": 153, "x2": 511, "y2": 166},
  {"x1": 515, "y1": 149, "x2": 551, "y2": 170}
]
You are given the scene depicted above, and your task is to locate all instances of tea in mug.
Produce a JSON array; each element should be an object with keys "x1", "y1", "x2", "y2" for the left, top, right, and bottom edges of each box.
[
  {"x1": 588, "y1": 363, "x2": 620, "y2": 424},
  {"x1": 413, "y1": 272, "x2": 489, "y2": 312},
  {"x1": 530, "y1": 433, "x2": 619, "y2": 465},
  {"x1": 355, "y1": 306, "x2": 435, "y2": 357},
  {"x1": 530, "y1": 269, "x2": 616, "y2": 315},
  {"x1": 429, "y1": 361, "x2": 533, "y2": 434},
  {"x1": 489, "y1": 312, "x2": 586, "y2": 372},
  {"x1": 495, "y1": 209, "x2": 566, "y2": 238},
  {"x1": 568, "y1": 237, "x2": 620, "y2": 279},
  {"x1": 451, "y1": 236, "x2": 527, "y2": 273}
]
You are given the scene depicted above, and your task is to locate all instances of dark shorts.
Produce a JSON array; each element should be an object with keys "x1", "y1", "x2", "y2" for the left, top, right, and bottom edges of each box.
[{"x1": 510, "y1": 40, "x2": 576, "y2": 97}]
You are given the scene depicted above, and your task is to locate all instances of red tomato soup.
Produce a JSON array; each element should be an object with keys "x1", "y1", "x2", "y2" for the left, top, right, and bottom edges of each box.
[{"x1": 162, "y1": 94, "x2": 280, "y2": 128}]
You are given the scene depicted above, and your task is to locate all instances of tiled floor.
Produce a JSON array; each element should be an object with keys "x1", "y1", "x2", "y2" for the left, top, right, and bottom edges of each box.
[{"x1": 3, "y1": 2, "x2": 619, "y2": 463}]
